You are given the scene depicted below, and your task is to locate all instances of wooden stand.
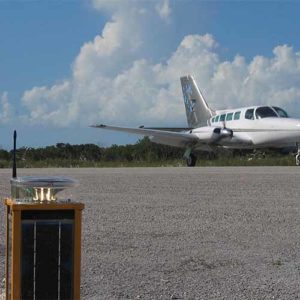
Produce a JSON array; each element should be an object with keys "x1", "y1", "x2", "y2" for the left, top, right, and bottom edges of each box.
[{"x1": 4, "y1": 199, "x2": 84, "y2": 300}]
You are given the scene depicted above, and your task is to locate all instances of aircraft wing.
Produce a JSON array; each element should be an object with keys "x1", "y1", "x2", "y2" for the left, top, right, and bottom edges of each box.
[
  {"x1": 139, "y1": 126, "x2": 192, "y2": 132},
  {"x1": 91, "y1": 124, "x2": 252, "y2": 148},
  {"x1": 91, "y1": 124, "x2": 198, "y2": 147}
]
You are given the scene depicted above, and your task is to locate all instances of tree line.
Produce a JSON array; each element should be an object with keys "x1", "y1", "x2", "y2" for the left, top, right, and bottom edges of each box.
[
  {"x1": 0, "y1": 138, "x2": 185, "y2": 166},
  {"x1": 0, "y1": 137, "x2": 294, "y2": 168}
]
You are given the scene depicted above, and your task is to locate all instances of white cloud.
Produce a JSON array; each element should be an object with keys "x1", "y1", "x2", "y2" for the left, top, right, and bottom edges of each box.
[
  {"x1": 22, "y1": 81, "x2": 72, "y2": 126},
  {"x1": 155, "y1": 0, "x2": 171, "y2": 22},
  {"x1": 0, "y1": 92, "x2": 13, "y2": 124},
  {"x1": 19, "y1": 2, "x2": 300, "y2": 128}
]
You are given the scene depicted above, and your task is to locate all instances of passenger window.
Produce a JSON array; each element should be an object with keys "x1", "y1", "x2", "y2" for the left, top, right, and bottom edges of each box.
[
  {"x1": 212, "y1": 117, "x2": 215, "y2": 123},
  {"x1": 226, "y1": 113, "x2": 233, "y2": 121},
  {"x1": 220, "y1": 114, "x2": 226, "y2": 121},
  {"x1": 215, "y1": 115, "x2": 219, "y2": 122},
  {"x1": 245, "y1": 109, "x2": 254, "y2": 120},
  {"x1": 234, "y1": 111, "x2": 241, "y2": 120}
]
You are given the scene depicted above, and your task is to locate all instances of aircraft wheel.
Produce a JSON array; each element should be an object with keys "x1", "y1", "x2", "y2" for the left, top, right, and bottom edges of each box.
[
  {"x1": 296, "y1": 154, "x2": 300, "y2": 166},
  {"x1": 186, "y1": 153, "x2": 197, "y2": 167}
]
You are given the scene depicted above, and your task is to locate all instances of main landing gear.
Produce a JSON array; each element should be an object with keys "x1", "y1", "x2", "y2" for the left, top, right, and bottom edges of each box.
[
  {"x1": 184, "y1": 149, "x2": 197, "y2": 167},
  {"x1": 186, "y1": 153, "x2": 197, "y2": 167}
]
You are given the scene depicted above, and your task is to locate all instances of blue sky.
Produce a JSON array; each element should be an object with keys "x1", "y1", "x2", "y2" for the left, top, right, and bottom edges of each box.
[{"x1": 1, "y1": 0, "x2": 300, "y2": 149}]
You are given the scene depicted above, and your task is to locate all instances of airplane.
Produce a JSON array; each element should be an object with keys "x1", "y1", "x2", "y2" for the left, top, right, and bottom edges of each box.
[{"x1": 91, "y1": 75, "x2": 300, "y2": 166}]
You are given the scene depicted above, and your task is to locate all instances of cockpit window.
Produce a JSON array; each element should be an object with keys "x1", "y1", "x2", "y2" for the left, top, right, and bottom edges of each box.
[
  {"x1": 272, "y1": 106, "x2": 289, "y2": 118},
  {"x1": 245, "y1": 109, "x2": 254, "y2": 120},
  {"x1": 255, "y1": 106, "x2": 278, "y2": 119}
]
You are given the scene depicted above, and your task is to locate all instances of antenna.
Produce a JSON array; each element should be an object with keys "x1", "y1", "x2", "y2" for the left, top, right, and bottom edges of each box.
[{"x1": 12, "y1": 130, "x2": 17, "y2": 178}]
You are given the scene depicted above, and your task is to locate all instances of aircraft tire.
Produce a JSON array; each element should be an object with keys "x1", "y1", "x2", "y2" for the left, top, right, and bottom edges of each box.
[
  {"x1": 186, "y1": 154, "x2": 197, "y2": 167},
  {"x1": 296, "y1": 154, "x2": 300, "y2": 166}
]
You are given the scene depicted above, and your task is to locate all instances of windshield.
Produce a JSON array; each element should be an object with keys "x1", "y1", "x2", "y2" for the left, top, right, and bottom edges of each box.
[
  {"x1": 272, "y1": 106, "x2": 289, "y2": 118},
  {"x1": 255, "y1": 106, "x2": 278, "y2": 119}
]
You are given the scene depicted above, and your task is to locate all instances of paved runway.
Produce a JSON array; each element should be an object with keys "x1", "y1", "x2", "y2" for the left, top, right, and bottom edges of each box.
[{"x1": 1, "y1": 167, "x2": 300, "y2": 299}]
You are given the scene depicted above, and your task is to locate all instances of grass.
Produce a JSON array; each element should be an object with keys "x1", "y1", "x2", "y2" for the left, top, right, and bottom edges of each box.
[{"x1": 0, "y1": 154, "x2": 297, "y2": 168}]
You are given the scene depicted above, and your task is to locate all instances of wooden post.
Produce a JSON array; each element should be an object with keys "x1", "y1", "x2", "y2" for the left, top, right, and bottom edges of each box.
[
  {"x1": 73, "y1": 209, "x2": 83, "y2": 300},
  {"x1": 5, "y1": 202, "x2": 10, "y2": 300}
]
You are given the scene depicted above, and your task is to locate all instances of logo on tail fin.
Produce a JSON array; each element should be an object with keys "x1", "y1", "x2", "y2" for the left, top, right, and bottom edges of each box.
[{"x1": 182, "y1": 82, "x2": 196, "y2": 113}]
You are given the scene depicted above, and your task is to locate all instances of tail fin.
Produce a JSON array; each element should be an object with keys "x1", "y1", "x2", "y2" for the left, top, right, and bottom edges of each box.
[{"x1": 180, "y1": 75, "x2": 213, "y2": 128}]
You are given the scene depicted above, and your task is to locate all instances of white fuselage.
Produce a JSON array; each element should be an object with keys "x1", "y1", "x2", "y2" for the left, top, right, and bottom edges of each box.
[{"x1": 191, "y1": 106, "x2": 300, "y2": 150}]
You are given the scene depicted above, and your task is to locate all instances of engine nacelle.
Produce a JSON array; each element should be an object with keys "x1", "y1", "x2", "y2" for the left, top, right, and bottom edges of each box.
[
  {"x1": 192, "y1": 126, "x2": 233, "y2": 143},
  {"x1": 213, "y1": 127, "x2": 233, "y2": 138}
]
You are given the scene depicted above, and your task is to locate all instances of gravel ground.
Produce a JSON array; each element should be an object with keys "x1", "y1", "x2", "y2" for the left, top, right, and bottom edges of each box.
[{"x1": 1, "y1": 167, "x2": 300, "y2": 299}]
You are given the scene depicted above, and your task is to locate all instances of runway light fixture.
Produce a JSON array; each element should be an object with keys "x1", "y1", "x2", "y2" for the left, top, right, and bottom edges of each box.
[
  {"x1": 10, "y1": 175, "x2": 78, "y2": 203},
  {"x1": 4, "y1": 130, "x2": 84, "y2": 300}
]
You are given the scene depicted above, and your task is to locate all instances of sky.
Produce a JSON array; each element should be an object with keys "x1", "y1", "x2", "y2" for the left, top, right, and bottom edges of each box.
[{"x1": 1, "y1": 0, "x2": 300, "y2": 150}]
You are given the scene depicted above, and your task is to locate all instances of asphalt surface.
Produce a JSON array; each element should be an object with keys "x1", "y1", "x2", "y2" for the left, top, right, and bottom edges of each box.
[{"x1": 1, "y1": 167, "x2": 300, "y2": 299}]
